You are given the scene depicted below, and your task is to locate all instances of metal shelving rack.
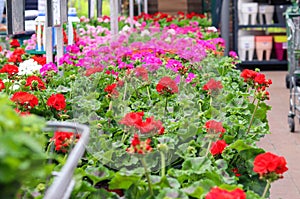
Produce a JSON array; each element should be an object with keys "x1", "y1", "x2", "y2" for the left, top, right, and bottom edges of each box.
[{"x1": 232, "y1": 0, "x2": 291, "y2": 67}]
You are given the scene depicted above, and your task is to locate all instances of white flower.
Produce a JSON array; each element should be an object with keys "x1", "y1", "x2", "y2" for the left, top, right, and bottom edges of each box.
[
  {"x1": 165, "y1": 37, "x2": 171, "y2": 43},
  {"x1": 18, "y1": 59, "x2": 42, "y2": 76},
  {"x1": 167, "y1": 29, "x2": 176, "y2": 35},
  {"x1": 122, "y1": 25, "x2": 130, "y2": 32},
  {"x1": 9, "y1": 82, "x2": 20, "y2": 91},
  {"x1": 207, "y1": 26, "x2": 218, "y2": 32},
  {"x1": 141, "y1": 30, "x2": 150, "y2": 37}
]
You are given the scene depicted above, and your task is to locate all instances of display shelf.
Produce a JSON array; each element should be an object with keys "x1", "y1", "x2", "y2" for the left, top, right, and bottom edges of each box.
[
  {"x1": 239, "y1": 59, "x2": 288, "y2": 65},
  {"x1": 232, "y1": 0, "x2": 291, "y2": 68}
]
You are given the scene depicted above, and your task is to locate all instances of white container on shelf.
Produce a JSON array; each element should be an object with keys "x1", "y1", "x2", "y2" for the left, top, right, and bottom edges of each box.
[
  {"x1": 259, "y1": 4, "x2": 275, "y2": 25},
  {"x1": 67, "y1": 8, "x2": 80, "y2": 45},
  {"x1": 238, "y1": 35, "x2": 255, "y2": 61},
  {"x1": 35, "y1": 12, "x2": 46, "y2": 51},
  {"x1": 240, "y1": 2, "x2": 258, "y2": 25},
  {"x1": 238, "y1": 0, "x2": 253, "y2": 25}
]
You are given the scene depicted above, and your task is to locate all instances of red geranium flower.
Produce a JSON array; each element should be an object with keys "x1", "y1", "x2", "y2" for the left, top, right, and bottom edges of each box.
[
  {"x1": 119, "y1": 112, "x2": 144, "y2": 127},
  {"x1": 202, "y1": 78, "x2": 223, "y2": 91},
  {"x1": 32, "y1": 55, "x2": 46, "y2": 66},
  {"x1": 253, "y1": 152, "x2": 288, "y2": 178},
  {"x1": 104, "y1": 83, "x2": 118, "y2": 97},
  {"x1": 8, "y1": 48, "x2": 26, "y2": 63},
  {"x1": 206, "y1": 187, "x2": 246, "y2": 199},
  {"x1": 11, "y1": 91, "x2": 39, "y2": 109},
  {"x1": 205, "y1": 120, "x2": 226, "y2": 135},
  {"x1": 156, "y1": 76, "x2": 179, "y2": 95},
  {"x1": 240, "y1": 69, "x2": 258, "y2": 82},
  {"x1": 134, "y1": 116, "x2": 165, "y2": 135},
  {"x1": 84, "y1": 67, "x2": 103, "y2": 76},
  {"x1": 135, "y1": 67, "x2": 149, "y2": 81},
  {"x1": 210, "y1": 140, "x2": 227, "y2": 156},
  {"x1": 0, "y1": 64, "x2": 19, "y2": 76},
  {"x1": 10, "y1": 39, "x2": 20, "y2": 48},
  {"x1": 0, "y1": 79, "x2": 5, "y2": 91},
  {"x1": 47, "y1": 93, "x2": 66, "y2": 111},
  {"x1": 126, "y1": 134, "x2": 152, "y2": 154},
  {"x1": 50, "y1": 131, "x2": 80, "y2": 153},
  {"x1": 25, "y1": 76, "x2": 46, "y2": 90}
]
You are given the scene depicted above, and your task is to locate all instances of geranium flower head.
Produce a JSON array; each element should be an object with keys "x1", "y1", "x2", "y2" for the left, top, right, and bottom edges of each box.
[
  {"x1": 206, "y1": 187, "x2": 246, "y2": 199},
  {"x1": 10, "y1": 39, "x2": 20, "y2": 48},
  {"x1": 253, "y1": 152, "x2": 288, "y2": 180},
  {"x1": 134, "y1": 116, "x2": 165, "y2": 135},
  {"x1": 135, "y1": 67, "x2": 149, "y2": 81},
  {"x1": 156, "y1": 76, "x2": 179, "y2": 95},
  {"x1": 205, "y1": 120, "x2": 226, "y2": 135},
  {"x1": 11, "y1": 91, "x2": 39, "y2": 109},
  {"x1": 240, "y1": 69, "x2": 258, "y2": 83},
  {"x1": 0, "y1": 64, "x2": 19, "y2": 77},
  {"x1": 25, "y1": 76, "x2": 46, "y2": 90},
  {"x1": 32, "y1": 55, "x2": 46, "y2": 66},
  {"x1": 202, "y1": 78, "x2": 223, "y2": 92},
  {"x1": 0, "y1": 79, "x2": 5, "y2": 91},
  {"x1": 40, "y1": 62, "x2": 58, "y2": 77},
  {"x1": 126, "y1": 134, "x2": 152, "y2": 154},
  {"x1": 104, "y1": 83, "x2": 119, "y2": 97},
  {"x1": 50, "y1": 131, "x2": 80, "y2": 153},
  {"x1": 210, "y1": 140, "x2": 227, "y2": 156},
  {"x1": 47, "y1": 93, "x2": 66, "y2": 111},
  {"x1": 119, "y1": 111, "x2": 144, "y2": 127}
]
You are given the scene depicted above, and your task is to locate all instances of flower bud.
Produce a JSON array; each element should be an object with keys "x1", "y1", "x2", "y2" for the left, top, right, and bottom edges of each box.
[
  {"x1": 31, "y1": 80, "x2": 38, "y2": 88},
  {"x1": 20, "y1": 79, "x2": 26, "y2": 85},
  {"x1": 157, "y1": 143, "x2": 168, "y2": 152}
]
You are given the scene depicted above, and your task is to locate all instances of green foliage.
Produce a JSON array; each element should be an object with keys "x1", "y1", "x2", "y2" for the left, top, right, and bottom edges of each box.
[{"x1": 0, "y1": 95, "x2": 49, "y2": 198}]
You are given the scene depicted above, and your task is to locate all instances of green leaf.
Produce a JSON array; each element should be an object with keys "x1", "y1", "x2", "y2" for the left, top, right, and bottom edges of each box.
[
  {"x1": 182, "y1": 184, "x2": 204, "y2": 198},
  {"x1": 182, "y1": 157, "x2": 211, "y2": 172},
  {"x1": 108, "y1": 172, "x2": 141, "y2": 190}
]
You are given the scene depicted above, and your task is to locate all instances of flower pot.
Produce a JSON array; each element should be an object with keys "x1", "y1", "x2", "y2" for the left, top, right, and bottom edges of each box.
[
  {"x1": 238, "y1": 35, "x2": 255, "y2": 61},
  {"x1": 240, "y1": 2, "x2": 259, "y2": 25},
  {"x1": 258, "y1": 4, "x2": 275, "y2": 25},
  {"x1": 274, "y1": 35, "x2": 287, "y2": 61},
  {"x1": 255, "y1": 36, "x2": 273, "y2": 61}
]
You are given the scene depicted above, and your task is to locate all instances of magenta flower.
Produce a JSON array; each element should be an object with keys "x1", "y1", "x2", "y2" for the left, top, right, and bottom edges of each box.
[
  {"x1": 186, "y1": 73, "x2": 196, "y2": 83},
  {"x1": 166, "y1": 59, "x2": 182, "y2": 72},
  {"x1": 40, "y1": 62, "x2": 58, "y2": 77}
]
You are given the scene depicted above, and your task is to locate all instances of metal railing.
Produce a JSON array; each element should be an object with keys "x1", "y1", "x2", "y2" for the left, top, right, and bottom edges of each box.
[{"x1": 43, "y1": 121, "x2": 90, "y2": 199}]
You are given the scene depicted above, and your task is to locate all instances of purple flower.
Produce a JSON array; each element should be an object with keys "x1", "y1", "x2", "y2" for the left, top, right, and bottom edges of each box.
[
  {"x1": 175, "y1": 75, "x2": 181, "y2": 84},
  {"x1": 40, "y1": 62, "x2": 58, "y2": 77},
  {"x1": 229, "y1": 51, "x2": 238, "y2": 59},
  {"x1": 186, "y1": 73, "x2": 196, "y2": 83},
  {"x1": 166, "y1": 59, "x2": 182, "y2": 72},
  {"x1": 66, "y1": 44, "x2": 80, "y2": 54},
  {"x1": 59, "y1": 54, "x2": 74, "y2": 65}
]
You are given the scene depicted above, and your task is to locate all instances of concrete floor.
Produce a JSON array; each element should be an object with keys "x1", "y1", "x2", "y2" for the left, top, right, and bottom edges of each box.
[{"x1": 257, "y1": 71, "x2": 300, "y2": 199}]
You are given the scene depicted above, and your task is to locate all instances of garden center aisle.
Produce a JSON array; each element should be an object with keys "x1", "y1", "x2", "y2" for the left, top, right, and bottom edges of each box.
[{"x1": 257, "y1": 71, "x2": 300, "y2": 199}]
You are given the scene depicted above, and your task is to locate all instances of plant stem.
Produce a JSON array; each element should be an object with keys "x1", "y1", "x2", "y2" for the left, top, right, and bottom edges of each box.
[
  {"x1": 262, "y1": 180, "x2": 271, "y2": 198},
  {"x1": 160, "y1": 151, "x2": 166, "y2": 178},
  {"x1": 123, "y1": 81, "x2": 127, "y2": 101},
  {"x1": 140, "y1": 157, "x2": 153, "y2": 196},
  {"x1": 147, "y1": 86, "x2": 151, "y2": 101},
  {"x1": 165, "y1": 96, "x2": 168, "y2": 115},
  {"x1": 246, "y1": 99, "x2": 260, "y2": 134},
  {"x1": 205, "y1": 140, "x2": 212, "y2": 157}
]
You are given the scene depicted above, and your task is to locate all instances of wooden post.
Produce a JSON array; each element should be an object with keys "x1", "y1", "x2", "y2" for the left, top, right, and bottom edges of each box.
[
  {"x1": 137, "y1": 0, "x2": 141, "y2": 15},
  {"x1": 97, "y1": 0, "x2": 103, "y2": 17},
  {"x1": 88, "y1": 0, "x2": 95, "y2": 19},
  {"x1": 110, "y1": 0, "x2": 119, "y2": 37},
  {"x1": 129, "y1": 0, "x2": 134, "y2": 28},
  {"x1": 6, "y1": 0, "x2": 25, "y2": 35},
  {"x1": 46, "y1": 0, "x2": 53, "y2": 63},
  {"x1": 144, "y1": 0, "x2": 148, "y2": 14},
  {"x1": 221, "y1": 0, "x2": 229, "y2": 56}
]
